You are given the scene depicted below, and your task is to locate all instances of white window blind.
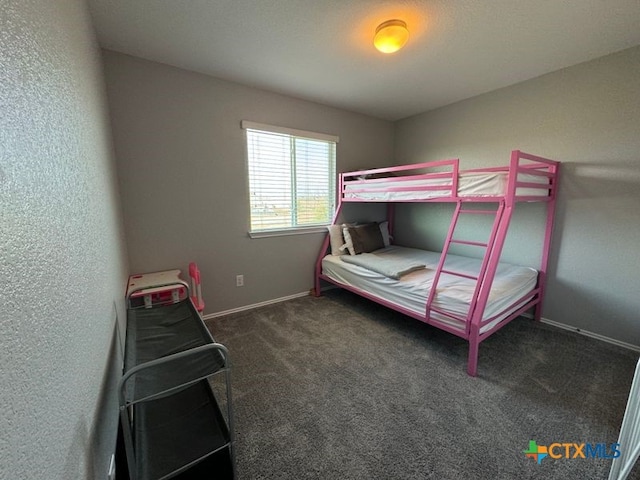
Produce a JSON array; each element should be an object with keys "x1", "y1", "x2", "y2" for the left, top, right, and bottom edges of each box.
[{"x1": 242, "y1": 121, "x2": 337, "y2": 234}]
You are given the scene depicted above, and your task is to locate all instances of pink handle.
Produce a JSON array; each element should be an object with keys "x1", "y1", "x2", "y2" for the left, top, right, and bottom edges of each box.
[{"x1": 189, "y1": 262, "x2": 200, "y2": 283}]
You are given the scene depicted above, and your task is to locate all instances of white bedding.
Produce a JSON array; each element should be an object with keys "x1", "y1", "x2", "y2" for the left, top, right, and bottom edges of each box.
[
  {"x1": 343, "y1": 171, "x2": 550, "y2": 201},
  {"x1": 322, "y1": 246, "x2": 537, "y2": 334},
  {"x1": 340, "y1": 250, "x2": 426, "y2": 279}
]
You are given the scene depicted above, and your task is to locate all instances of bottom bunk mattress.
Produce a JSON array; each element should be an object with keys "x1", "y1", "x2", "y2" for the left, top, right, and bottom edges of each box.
[{"x1": 321, "y1": 245, "x2": 537, "y2": 335}]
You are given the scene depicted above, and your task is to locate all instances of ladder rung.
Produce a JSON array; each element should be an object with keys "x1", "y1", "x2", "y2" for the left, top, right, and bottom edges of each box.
[
  {"x1": 440, "y1": 269, "x2": 478, "y2": 280},
  {"x1": 450, "y1": 239, "x2": 488, "y2": 247},
  {"x1": 459, "y1": 210, "x2": 498, "y2": 215}
]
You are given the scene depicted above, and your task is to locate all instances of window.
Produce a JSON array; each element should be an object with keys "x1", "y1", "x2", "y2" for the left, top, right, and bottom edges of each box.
[{"x1": 242, "y1": 121, "x2": 338, "y2": 235}]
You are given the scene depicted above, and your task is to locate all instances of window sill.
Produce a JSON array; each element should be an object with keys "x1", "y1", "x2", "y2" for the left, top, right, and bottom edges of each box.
[{"x1": 248, "y1": 226, "x2": 328, "y2": 239}]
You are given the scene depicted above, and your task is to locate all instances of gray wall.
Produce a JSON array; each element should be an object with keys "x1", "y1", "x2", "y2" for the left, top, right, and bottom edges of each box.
[
  {"x1": 0, "y1": 1, "x2": 128, "y2": 478},
  {"x1": 103, "y1": 50, "x2": 393, "y2": 313},
  {"x1": 394, "y1": 46, "x2": 640, "y2": 347}
]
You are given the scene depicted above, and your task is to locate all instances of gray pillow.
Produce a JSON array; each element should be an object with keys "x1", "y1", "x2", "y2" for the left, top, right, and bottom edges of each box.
[{"x1": 343, "y1": 223, "x2": 385, "y2": 255}]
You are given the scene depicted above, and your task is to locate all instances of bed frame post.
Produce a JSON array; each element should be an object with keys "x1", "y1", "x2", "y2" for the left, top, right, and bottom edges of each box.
[
  {"x1": 465, "y1": 201, "x2": 514, "y2": 376},
  {"x1": 465, "y1": 152, "x2": 521, "y2": 375},
  {"x1": 534, "y1": 162, "x2": 560, "y2": 321},
  {"x1": 387, "y1": 203, "x2": 395, "y2": 241},
  {"x1": 467, "y1": 325, "x2": 480, "y2": 377},
  {"x1": 315, "y1": 175, "x2": 345, "y2": 296}
]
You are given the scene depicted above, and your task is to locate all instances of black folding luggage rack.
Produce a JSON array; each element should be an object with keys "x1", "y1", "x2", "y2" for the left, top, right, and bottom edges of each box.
[{"x1": 119, "y1": 291, "x2": 235, "y2": 479}]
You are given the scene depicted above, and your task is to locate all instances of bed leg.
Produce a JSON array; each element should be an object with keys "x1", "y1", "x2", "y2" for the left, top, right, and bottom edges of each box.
[
  {"x1": 467, "y1": 327, "x2": 480, "y2": 377},
  {"x1": 533, "y1": 302, "x2": 542, "y2": 322}
]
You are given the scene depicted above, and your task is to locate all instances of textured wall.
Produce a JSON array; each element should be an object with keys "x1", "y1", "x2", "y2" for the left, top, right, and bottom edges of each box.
[
  {"x1": 0, "y1": 1, "x2": 128, "y2": 479},
  {"x1": 394, "y1": 46, "x2": 640, "y2": 347},
  {"x1": 102, "y1": 50, "x2": 392, "y2": 313}
]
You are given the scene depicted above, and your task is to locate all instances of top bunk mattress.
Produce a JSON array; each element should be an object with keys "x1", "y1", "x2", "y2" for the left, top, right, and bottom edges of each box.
[
  {"x1": 321, "y1": 246, "x2": 537, "y2": 334},
  {"x1": 343, "y1": 170, "x2": 550, "y2": 201}
]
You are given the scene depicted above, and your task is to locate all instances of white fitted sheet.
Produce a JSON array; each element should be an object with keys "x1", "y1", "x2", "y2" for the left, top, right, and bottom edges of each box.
[
  {"x1": 343, "y1": 171, "x2": 550, "y2": 201},
  {"x1": 322, "y1": 246, "x2": 537, "y2": 334}
]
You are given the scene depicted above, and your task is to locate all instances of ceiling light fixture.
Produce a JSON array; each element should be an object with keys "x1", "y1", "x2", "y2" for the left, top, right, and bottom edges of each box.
[{"x1": 373, "y1": 19, "x2": 409, "y2": 54}]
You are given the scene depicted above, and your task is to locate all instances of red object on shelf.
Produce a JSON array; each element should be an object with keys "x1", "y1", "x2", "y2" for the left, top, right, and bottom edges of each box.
[{"x1": 126, "y1": 269, "x2": 189, "y2": 309}]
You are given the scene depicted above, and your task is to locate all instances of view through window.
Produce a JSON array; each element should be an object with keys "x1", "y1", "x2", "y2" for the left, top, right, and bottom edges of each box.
[{"x1": 243, "y1": 122, "x2": 337, "y2": 233}]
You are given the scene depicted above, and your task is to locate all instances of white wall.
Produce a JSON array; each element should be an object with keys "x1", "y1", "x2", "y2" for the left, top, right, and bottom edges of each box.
[
  {"x1": 394, "y1": 46, "x2": 640, "y2": 347},
  {"x1": 103, "y1": 51, "x2": 393, "y2": 313},
  {"x1": 0, "y1": 1, "x2": 128, "y2": 478}
]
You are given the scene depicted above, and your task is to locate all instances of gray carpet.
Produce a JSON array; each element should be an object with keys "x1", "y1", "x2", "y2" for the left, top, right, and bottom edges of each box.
[{"x1": 206, "y1": 289, "x2": 639, "y2": 480}]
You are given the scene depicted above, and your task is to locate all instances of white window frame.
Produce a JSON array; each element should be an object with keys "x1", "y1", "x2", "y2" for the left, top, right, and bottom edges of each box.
[{"x1": 242, "y1": 121, "x2": 339, "y2": 238}]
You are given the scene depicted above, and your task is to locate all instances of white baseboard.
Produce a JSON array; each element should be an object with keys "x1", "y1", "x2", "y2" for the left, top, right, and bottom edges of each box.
[
  {"x1": 203, "y1": 291, "x2": 310, "y2": 320},
  {"x1": 526, "y1": 314, "x2": 640, "y2": 353},
  {"x1": 204, "y1": 291, "x2": 640, "y2": 354}
]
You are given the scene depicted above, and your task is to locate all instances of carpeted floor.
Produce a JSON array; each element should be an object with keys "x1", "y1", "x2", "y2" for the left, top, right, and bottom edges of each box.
[{"x1": 206, "y1": 289, "x2": 639, "y2": 480}]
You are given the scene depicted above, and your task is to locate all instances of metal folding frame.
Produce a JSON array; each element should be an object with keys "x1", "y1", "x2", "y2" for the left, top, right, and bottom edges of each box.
[{"x1": 120, "y1": 280, "x2": 236, "y2": 479}]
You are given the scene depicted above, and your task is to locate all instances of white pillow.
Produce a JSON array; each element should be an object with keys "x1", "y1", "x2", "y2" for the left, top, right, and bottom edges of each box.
[
  {"x1": 341, "y1": 225, "x2": 356, "y2": 255},
  {"x1": 327, "y1": 224, "x2": 346, "y2": 255}
]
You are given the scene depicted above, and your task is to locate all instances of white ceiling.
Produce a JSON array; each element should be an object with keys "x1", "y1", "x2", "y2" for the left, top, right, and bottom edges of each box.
[{"x1": 88, "y1": 0, "x2": 640, "y2": 121}]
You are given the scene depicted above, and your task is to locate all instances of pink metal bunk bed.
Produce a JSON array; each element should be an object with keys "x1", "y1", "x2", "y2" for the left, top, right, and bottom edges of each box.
[{"x1": 314, "y1": 150, "x2": 560, "y2": 376}]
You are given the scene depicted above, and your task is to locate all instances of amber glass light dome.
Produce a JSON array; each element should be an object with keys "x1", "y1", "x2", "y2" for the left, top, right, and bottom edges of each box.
[{"x1": 374, "y1": 19, "x2": 409, "y2": 53}]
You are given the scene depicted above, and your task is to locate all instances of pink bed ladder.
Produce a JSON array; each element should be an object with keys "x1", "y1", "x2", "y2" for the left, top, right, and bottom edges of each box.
[{"x1": 188, "y1": 262, "x2": 205, "y2": 313}]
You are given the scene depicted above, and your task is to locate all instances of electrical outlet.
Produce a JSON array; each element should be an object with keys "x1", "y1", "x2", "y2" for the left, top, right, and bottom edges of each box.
[{"x1": 236, "y1": 274, "x2": 244, "y2": 287}]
